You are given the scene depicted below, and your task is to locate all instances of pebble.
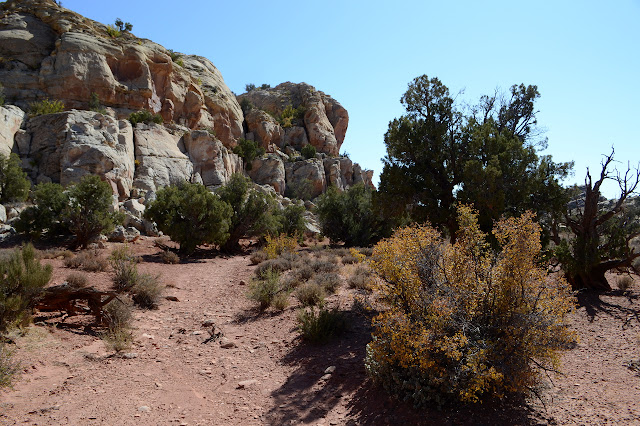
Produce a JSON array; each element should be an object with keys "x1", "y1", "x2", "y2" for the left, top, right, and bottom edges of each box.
[
  {"x1": 165, "y1": 296, "x2": 179, "y2": 302},
  {"x1": 137, "y1": 406, "x2": 151, "y2": 412},
  {"x1": 192, "y1": 331, "x2": 203, "y2": 335},
  {"x1": 324, "y1": 366, "x2": 336, "y2": 374},
  {"x1": 237, "y1": 379, "x2": 259, "y2": 389},
  {"x1": 141, "y1": 333, "x2": 154, "y2": 339},
  {"x1": 122, "y1": 353, "x2": 138, "y2": 359},
  {"x1": 239, "y1": 280, "x2": 246, "y2": 286},
  {"x1": 220, "y1": 337, "x2": 237, "y2": 349},
  {"x1": 202, "y1": 319, "x2": 216, "y2": 327}
]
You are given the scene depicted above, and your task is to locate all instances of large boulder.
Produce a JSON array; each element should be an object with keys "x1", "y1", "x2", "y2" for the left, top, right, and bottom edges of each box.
[
  {"x1": 0, "y1": 105, "x2": 26, "y2": 156},
  {"x1": 132, "y1": 123, "x2": 193, "y2": 193},
  {"x1": 244, "y1": 109, "x2": 283, "y2": 150},
  {"x1": 23, "y1": 109, "x2": 135, "y2": 198},
  {"x1": 285, "y1": 158, "x2": 326, "y2": 199},
  {"x1": 249, "y1": 154, "x2": 286, "y2": 195},
  {"x1": 183, "y1": 129, "x2": 242, "y2": 187},
  {"x1": 238, "y1": 82, "x2": 347, "y2": 156}
]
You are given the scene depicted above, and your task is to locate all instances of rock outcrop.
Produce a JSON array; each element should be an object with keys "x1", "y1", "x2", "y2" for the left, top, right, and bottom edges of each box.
[
  {"x1": 238, "y1": 82, "x2": 348, "y2": 156},
  {"x1": 0, "y1": 0, "x2": 376, "y2": 238}
]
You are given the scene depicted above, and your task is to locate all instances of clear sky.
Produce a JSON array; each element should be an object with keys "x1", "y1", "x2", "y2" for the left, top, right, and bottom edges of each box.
[{"x1": 59, "y1": 0, "x2": 639, "y2": 198}]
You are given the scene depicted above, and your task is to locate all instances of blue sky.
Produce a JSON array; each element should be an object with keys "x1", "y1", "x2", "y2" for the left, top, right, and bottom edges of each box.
[{"x1": 60, "y1": 0, "x2": 639, "y2": 198}]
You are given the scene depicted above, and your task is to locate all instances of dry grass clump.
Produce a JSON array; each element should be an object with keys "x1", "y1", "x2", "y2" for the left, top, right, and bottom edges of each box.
[
  {"x1": 295, "y1": 282, "x2": 325, "y2": 307},
  {"x1": 348, "y1": 265, "x2": 374, "y2": 290},
  {"x1": 161, "y1": 250, "x2": 180, "y2": 264},
  {"x1": 255, "y1": 258, "x2": 292, "y2": 278},
  {"x1": 617, "y1": 275, "x2": 634, "y2": 291},
  {"x1": 341, "y1": 253, "x2": 359, "y2": 264},
  {"x1": 310, "y1": 259, "x2": 338, "y2": 274},
  {"x1": 312, "y1": 272, "x2": 342, "y2": 294},
  {"x1": 64, "y1": 250, "x2": 109, "y2": 272},
  {"x1": 248, "y1": 267, "x2": 288, "y2": 311},
  {"x1": 250, "y1": 249, "x2": 268, "y2": 265},
  {"x1": 132, "y1": 273, "x2": 163, "y2": 309},
  {"x1": 102, "y1": 299, "x2": 133, "y2": 352},
  {"x1": 65, "y1": 272, "x2": 89, "y2": 289},
  {"x1": 39, "y1": 248, "x2": 74, "y2": 259},
  {"x1": 109, "y1": 245, "x2": 139, "y2": 291},
  {"x1": 0, "y1": 343, "x2": 19, "y2": 388},
  {"x1": 297, "y1": 307, "x2": 347, "y2": 343}
]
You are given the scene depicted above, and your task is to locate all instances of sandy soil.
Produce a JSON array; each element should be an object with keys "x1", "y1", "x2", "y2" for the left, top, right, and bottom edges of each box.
[{"x1": 1, "y1": 237, "x2": 639, "y2": 425}]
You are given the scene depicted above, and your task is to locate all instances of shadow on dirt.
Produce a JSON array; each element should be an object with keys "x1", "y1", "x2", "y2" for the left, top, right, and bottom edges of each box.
[
  {"x1": 263, "y1": 310, "x2": 540, "y2": 425},
  {"x1": 576, "y1": 290, "x2": 640, "y2": 326}
]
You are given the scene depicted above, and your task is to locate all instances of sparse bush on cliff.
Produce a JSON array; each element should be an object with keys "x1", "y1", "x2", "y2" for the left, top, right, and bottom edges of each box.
[
  {"x1": 301, "y1": 144, "x2": 316, "y2": 160},
  {"x1": 0, "y1": 244, "x2": 52, "y2": 334},
  {"x1": 129, "y1": 110, "x2": 163, "y2": 126},
  {"x1": 145, "y1": 182, "x2": 232, "y2": 255},
  {"x1": 28, "y1": 99, "x2": 65, "y2": 116},
  {"x1": 278, "y1": 104, "x2": 306, "y2": 128},
  {"x1": 365, "y1": 205, "x2": 575, "y2": 406},
  {"x1": 0, "y1": 153, "x2": 30, "y2": 204},
  {"x1": 232, "y1": 139, "x2": 265, "y2": 171}
]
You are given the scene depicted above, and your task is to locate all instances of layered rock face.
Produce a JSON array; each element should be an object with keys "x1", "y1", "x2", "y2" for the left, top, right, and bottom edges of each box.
[{"x1": 0, "y1": 0, "x2": 374, "y2": 217}]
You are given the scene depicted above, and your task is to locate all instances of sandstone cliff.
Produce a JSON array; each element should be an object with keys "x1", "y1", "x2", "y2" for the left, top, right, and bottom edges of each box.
[{"x1": 0, "y1": 0, "x2": 374, "y2": 228}]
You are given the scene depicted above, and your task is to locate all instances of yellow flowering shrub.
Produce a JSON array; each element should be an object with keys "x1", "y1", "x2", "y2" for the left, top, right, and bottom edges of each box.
[
  {"x1": 348, "y1": 248, "x2": 366, "y2": 263},
  {"x1": 365, "y1": 205, "x2": 575, "y2": 407},
  {"x1": 264, "y1": 234, "x2": 297, "y2": 259}
]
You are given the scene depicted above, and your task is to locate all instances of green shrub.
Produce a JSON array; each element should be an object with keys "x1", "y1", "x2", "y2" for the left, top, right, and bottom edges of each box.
[
  {"x1": 0, "y1": 153, "x2": 30, "y2": 204},
  {"x1": 295, "y1": 282, "x2": 325, "y2": 307},
  {"x1": 278, "y1": 104, "x2": 306, "y2": 128},
  {"x1": 232, "y1": 139, "x2": 265, "y2": 171},
  {"x1": 129, "y1": 110, "x2": 163, "y2": 126},
  {"x1": 301, "y1": 144, "x2": 316, "y2": 160},
  {"x1": 66, "y1": 175, "x2": 121, "y2": 249},
  {"x1": 0, "y1": 343, "x2": 19, "y2": 388},
  {"x1": 145, "y1": 182, "x2": 232, "y2": 255},
  {"x1": 0, "y1": 244, "x2": 52, "y2": 334},
  {"x1": 132, "y1": 273, "x2": 163, "y2": 309},
  {"x1": 218, "y1": 174, "x2": 281, "y2": 251},
  {"x1": 365, "y1": 206, "x2": 576, "y2": 406},
  {"x1": 297, "y1": 307, "x2": 347, "y2": 343},
  {"x1": 89, "y1": 92, "x2": 107, "y2": 114},
  {"x1": 248, "y1": 268, "x2": 282, "y2": 311},
  {"x1": 28, "y1": 99, "x2": 64, "y2": 116},
  {"x1": 245, "y1": 83, "x2": 257, "y2": 92},
  {"x1": 316, "y1": 183, "x2": 384, "y2": 247},
  {"x1": 102, "y1": 299, "x2": 133, "y2": 352},
  {"x1": 114, "y1": 18, "x2": 133, "y2": 33},
  {"x1": 15, "y1": 182, "x2": 67, "y2": 239}
]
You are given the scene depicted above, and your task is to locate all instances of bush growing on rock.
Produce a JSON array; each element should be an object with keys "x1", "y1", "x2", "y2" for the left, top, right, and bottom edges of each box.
[
  {"x1": 0, "y1": 244, "x2": 52, "y2": 334},
  {"x1": 28, "y1": 99, "x2": 65, "y2": 117},
  {"x1": 365, "y1": 205, "x2": 575, "y2": 406},
  {"x1": 0, "y1": 153, "x2": 30, "y2": 204},
  {"x1": 232, "y1": 139, "x2": 265, "y2": 171},
  {"x1": 129, "y1": 110, "x2": 163, "y2": 126},
  {"x1": 301, "y1": 144, "x2": 316, "y2": 160},
  {"x1": 145, "y1": 182, "x2": 232, "y2": 255}
]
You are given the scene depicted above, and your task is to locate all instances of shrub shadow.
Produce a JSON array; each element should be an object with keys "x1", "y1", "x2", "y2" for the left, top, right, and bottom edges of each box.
[{"x1": 576, "y1": 289, "x2": 640, "y2": 326}]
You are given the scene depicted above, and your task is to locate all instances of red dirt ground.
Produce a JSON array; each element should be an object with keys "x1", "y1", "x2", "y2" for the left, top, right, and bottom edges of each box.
[{"x1": 1, "y1": 237, "x2": 639, "y2": 425}]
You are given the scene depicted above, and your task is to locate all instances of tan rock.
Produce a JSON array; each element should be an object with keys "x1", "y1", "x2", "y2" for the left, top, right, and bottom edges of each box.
[
  {"x1": 249, "y1": 154, "x2": 285, "y2": 195},
  {"x1": 183, "y1": 129, "x2": 242, "y2": 187},
  {"x1": 285, "y1": 158, "x2": 326, "y2": 199},
  {"x1": 133, "y1": 123, "x2": 193, "y2": 192},
  {"x1": 244, "y1": 109, "x2": 283, "y2": 149},
  {"x1": 24, "y1": 110, "x2": 134, "y2": 199},
  {"x1": 0, "y1": 105, "x2": 26, "y2": 156}
]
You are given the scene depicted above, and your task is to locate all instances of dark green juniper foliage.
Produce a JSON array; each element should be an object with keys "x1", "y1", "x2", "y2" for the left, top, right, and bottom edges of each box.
[
  {"x1": 232, "y1": 139, "x2": 265, "y2": 171},
  {"x1": 145, "y1": 182, "x2": 232, "y2": 255},
  {"x1": 378, "y1": 75, "x2": 572, "y2": 244},
  {"x1": 0, "y1": 244, "x2": 52, "y2": 334},
  {"x1": 0, "y1": 153, "x2": 30, "y2": 203},
  {"x1": 15, "y1": 182, "x2": 68, "y2": 240}
]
